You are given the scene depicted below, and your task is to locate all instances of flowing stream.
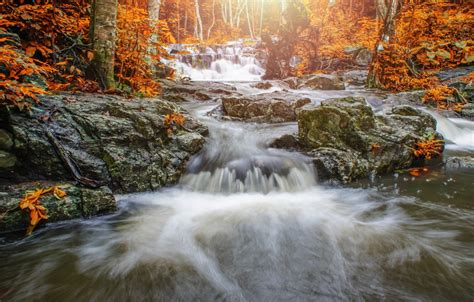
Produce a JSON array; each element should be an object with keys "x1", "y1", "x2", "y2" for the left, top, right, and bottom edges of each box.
[{"x1": 1, "y1": 47, "x2": 473, "y2": 301}]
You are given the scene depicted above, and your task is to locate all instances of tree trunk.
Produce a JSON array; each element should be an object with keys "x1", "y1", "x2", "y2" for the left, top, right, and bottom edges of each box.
[
  {"x1": 245, "y1": 0, "x2": 254, "y2": 39},
  {"x1": 259, "y1": 0, "x2": 264, "y2": 37},
  {"x1": 148, "y1": 0, "x2": 161, "y2": 21},
  {"x1": 207, "y1": 0, "x2": 217, "y2": 39},
  {"x1": 89, "y1": 0, "x2": 118, "y2": 89},
  {"x1": 194, "y1": 0, "x2": 204, "y2": 40},
  {"x1": 367, "y1": 0, "x2": 402, "y2": 88}
]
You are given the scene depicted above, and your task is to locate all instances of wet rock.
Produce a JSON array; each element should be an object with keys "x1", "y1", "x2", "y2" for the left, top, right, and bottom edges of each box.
[
  {"x1": 459, "y1": 103, "x2": 474, "y2": 119},
  {"x1": 222, "y1": 95, "x2": 311, "y2": 123},
  {"x1": 0, "y1": 151, "x2": 16, "y2": 169},
  {"x1": 354, "y1": 48, "x2": 372, "y2": 67},
  {"x1": 269, "y1": 134, "x2": 301, "y2": 150},
  {"x1": 282, "y1": 77, "x2": 300, "y2": 89},
  {"x1": 342, "y1": 70, "x2": 368, "y2": 86},
  {"x1": 444, "y1": 157, "x2": 474, "y2": 169},
  {"x1": 301, "y1": 74, "x2": 345, "y2": 90},
  {"x1": 252, "y1": 82, "x2": 273, "y2": 90},
  {"x1": 293, "y1": 97, "x2": 443, "y2": 182},
  {"x1": 194, "y1": 91, "x2": 212, "y2": 101},
  {"x1": 160, "y1": 80, "x2": 238, "y2": 101},
  {"x1": 1, "y1": 93, "x2": 207, "y2": 193},
  {"x1": 0, "y1": 129, "x2": 13, "y2": 150},
  {"x1": 436, "y1": 66, "x2": 474, "y2": 81},
  {"x1": 0, "y1": 182, "x2": 116, "y2": 234}
]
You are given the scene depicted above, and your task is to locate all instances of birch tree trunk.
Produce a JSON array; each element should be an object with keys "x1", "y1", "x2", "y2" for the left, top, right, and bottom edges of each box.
[
  {"x1": 207, "y1": 0, "x2": 217, "y2": 39},
  {"x1": 194, "y1": 0, "x2": 204, "y2": 40},
  {"x1": 89, "y1": 0, "x2": 118, "y2": 89},
  {"x1": 259, "y1": 0, "x2": 264, "y2": 37},
  {"x1": 148, "y1": 0, "x2": 161, "y2": 22},
  {"x1": 245, "y1": 0, "x2": 254, "y2": 39}
]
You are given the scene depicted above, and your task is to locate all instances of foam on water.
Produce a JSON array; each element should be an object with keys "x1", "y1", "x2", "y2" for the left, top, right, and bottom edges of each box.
[
  {"x1": 429, "y1": 111, "x2": 474, "y2": 150},
  {"x1": 174, "y1": 44, "x2": 264, "y2": 81}
]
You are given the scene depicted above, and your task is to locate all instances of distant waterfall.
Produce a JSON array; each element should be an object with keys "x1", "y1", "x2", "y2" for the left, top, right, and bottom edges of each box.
[{"x1": 171, "y1": 43, "x2": 265, "y2": 81}]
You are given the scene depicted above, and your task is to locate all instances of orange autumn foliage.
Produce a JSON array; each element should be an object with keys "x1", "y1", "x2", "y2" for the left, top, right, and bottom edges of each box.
[
  {"x1": 373, "y1": 1, "x2": 473, "y2": 91},
  {"x1": 19, "y1": 186, "x2": 67, "y2": 235},
  {"x1": 115, "y1": 4, "x2": 176, "y2": 96},
  {"x1": 1, "y1": 0, "x2": 99, "y2": 109},
  {"x1": 412, "y1": 138, "x2": 444, "y2": 160},
  {"x1": 164, "y1": 112, "x2": 186, "y2": 136}
]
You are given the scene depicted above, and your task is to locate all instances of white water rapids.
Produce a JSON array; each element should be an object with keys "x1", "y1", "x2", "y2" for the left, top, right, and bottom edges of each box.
[
  {"x1": 1, "y1": 48, "x2": 473, "y2": 301},
  {"x1": 173, "y1": 43, "x2": 265, "y2": 81}
]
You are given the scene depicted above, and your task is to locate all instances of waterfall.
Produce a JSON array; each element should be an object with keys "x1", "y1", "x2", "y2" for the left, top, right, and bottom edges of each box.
[
  {"x1": 429, "y1": 111, "x2": 474, "y2": 150},
  {"x1": 172, "y1": 43, "x2": 265, "y2": 81}
]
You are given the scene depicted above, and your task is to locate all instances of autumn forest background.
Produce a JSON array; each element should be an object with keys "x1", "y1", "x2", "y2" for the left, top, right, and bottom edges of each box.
[{"x1": 1, "y1": 0, "x2": 472, "y2": 110}]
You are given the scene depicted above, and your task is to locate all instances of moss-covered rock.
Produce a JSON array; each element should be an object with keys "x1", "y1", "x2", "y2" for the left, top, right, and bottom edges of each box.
[
  {"x1": 1, "y1": 93, "x2": 207, "y2": 193},
  {"x1": 292, "y1": 97, "x2": 443, "y2": 182},
  {"x1": 0, "y1": 182, "x2": 116, "y2": 234}
]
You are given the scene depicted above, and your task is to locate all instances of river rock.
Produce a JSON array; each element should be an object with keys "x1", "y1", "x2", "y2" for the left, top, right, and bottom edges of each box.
[
  {"x1": 0, "y1": 150, "x2": 16, "y2": 169},
  {"x1": 342, "y1": 70, "x2": 369, "y2": 86},
  {"x1": 1, "y1": 93, "x2": 207, "y2": 193},
  {"x1": 282, "y1": 77, "x2": 301, "y2": 89},
  {"x1": 222, "y1": 95, "x2": 311, "y2": 123},
  {"x1": 295, "y1": 97, "x2": 443, "y2": 182},
  {"x1": 0, "y1": 182, "x2": 116, "y2": 234},
  {"x1": 444, "y1": 157, "x2": 474, "y2": 169},
  {"x1": 0, "y1": 129, "x2": 13, "y2": 150},
  {"x1": 301, "y1": 74, "x2": 345, "y2": 90},
  {"x1": 252, "y1": 81, "x2": 273, "y2": 90},
  {"x1": 354, "y1": 48, "x2": 372, "y2": 67}
]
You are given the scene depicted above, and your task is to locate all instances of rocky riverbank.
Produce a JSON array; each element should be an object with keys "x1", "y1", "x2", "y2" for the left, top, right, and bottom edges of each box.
[
  {"x1": 0, "y1": 94, "x2": 207, "y2": 233},
  {"x1": 272, "y1": 97, "x2": 444, "y2": 183}
]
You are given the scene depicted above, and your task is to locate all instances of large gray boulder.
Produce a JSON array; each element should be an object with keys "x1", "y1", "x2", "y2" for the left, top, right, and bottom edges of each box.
[
  {"x1": 301, "y1": 74, "x2": 345, "y2": 90},
  {"x1": 222, "y1": 95, "x2": 311, "y2": 123},
  {"x1": 1, "y1": 93, "x2": 207, "y2": 193},
  {"x1": 295, "y1": 97, "x2": 443, "y2": 182}
]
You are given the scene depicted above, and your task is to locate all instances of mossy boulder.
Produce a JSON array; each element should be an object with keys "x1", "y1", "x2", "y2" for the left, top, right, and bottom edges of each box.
[
  {"x1": 1, "y1": 93, "x2": 207, "y2": 193},
  {"x1": 294, "y1": 97, "x2": 443, "y2": 182},
  {"x1": 0, "y1": 182, "x2": 116, "y2": 234}
]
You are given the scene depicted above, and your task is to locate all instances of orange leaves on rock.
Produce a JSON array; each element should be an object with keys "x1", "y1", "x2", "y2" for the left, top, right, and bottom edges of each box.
[
  {"x1": 19, "y1": 186, "x2": 67, "y2": 235},
  {"x1": 412, "y1": 138, "x2": 444, "y2": 160},
  {"x1": 164, "y1": 112, "x2": 186, "y2": 136},
  {"x1": 422, "y1": 85, "x2": 464, "y2": 111}
]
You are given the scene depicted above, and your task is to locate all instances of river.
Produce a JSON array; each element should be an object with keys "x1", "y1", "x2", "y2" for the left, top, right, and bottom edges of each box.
[{"x1": 0, "y1": 44, "x2": 473, "y2": 301}]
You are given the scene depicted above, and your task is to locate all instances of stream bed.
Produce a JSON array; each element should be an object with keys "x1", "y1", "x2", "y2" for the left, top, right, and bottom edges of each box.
[{"x1": 1, "y1": 47, "x2": 473, "y2": 301}]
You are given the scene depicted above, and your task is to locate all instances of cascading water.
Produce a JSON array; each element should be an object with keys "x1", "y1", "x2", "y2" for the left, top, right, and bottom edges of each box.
[
  {"x1": 429, "y1": 111, "x2": 474, "y2": 150},
  {"x1": 180, "y1": 112, "x2": 316, "y2": 193},
  {"x1": 172, "y1": 42, "x2": 265, "y2": 81}
]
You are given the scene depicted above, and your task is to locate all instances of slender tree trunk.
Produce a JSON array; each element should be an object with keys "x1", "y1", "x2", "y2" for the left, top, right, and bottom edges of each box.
[
  {"x1": 148, "y1": 0, "x2": 161, "y2": 21},
  {"x1": 207, "y1": 0, "x2": 217, "y2": 39},
  {"x1": 229, "y1": 0, "x2": 234, "y2": 27},
  {"x1": 89, "y1": 0, "x2": 118, "y2": 89},
  {"x1": 177, "y1": 0, "x2": 180, "y2": 42},
  {"x1": 367, "y1": 0, "x2": 402, "y2": 88},
  {"x1": 245, "y1": 0, "x2": 254, "y2": 39},
  {"x1": 194, "y1": 0, "x2": 204, "y2": 40},
  {"x1": 259, "y1": 0, "x2": 264, "y2": 37}
]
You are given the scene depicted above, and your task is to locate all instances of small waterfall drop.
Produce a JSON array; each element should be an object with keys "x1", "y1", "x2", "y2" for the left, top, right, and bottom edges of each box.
[
  {"x1": 179, "y1": 112, "x2": 317, "y2": 193},
  {"x1": 172, "y1": 42, "x2": 265, "y2": 81},
  {"x1": 430, "y1": 111, "x2": 474, "y2": 150}
]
